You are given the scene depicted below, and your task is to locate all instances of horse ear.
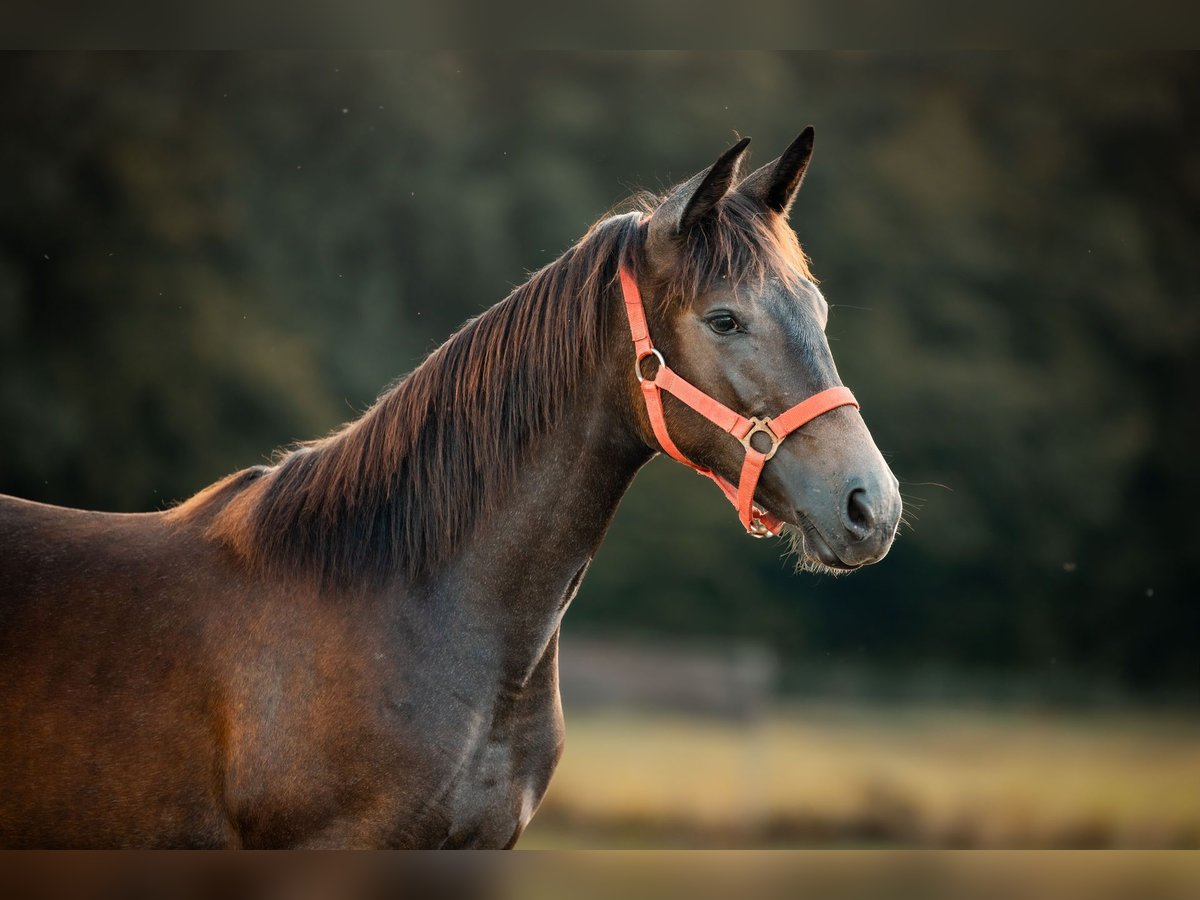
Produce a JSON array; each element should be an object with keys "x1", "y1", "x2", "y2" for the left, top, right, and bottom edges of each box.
[
  {"x1": 647, "y1": 137, "x2": 751, "y2": 254},
  {"x1": 737, "y1": 126, "x2": 815, "y2": 216}
]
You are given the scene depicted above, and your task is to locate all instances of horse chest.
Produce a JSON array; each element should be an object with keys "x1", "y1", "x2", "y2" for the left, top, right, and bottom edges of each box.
[
  {"x1": 230, "y1": 666, "x2": 563, "y2": 848},
  {"x1": 426, "y1": 669, "x2": 562, "y2": 847},
  {"x1": 385, "y1": 599, "x2": 568, "y2": 847},
  {"x1": 438, "y1": 721, "x2": 552, "y2": 848}
]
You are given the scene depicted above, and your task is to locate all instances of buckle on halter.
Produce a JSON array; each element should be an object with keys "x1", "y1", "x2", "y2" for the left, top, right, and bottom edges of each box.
[
  {"x1": 740, "y1": 417, "x2": 782, "y2": 461},
  {"x1": 635, "y1": 348, "x2": 665, "y2": 384},
  {"x1": 747, "y1": 516, "x2": 772, "y2": 539}
]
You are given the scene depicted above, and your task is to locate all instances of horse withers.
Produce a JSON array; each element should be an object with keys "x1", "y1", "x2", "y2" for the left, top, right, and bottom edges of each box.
[{"x1": 0, "y1": 129, "x2": 900, "y2": 848}]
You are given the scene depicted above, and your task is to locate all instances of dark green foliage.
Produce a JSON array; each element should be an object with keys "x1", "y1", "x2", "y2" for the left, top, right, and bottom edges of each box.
[{"x1": 1, "y1": 52, "x2": 1196, "y2": 696}]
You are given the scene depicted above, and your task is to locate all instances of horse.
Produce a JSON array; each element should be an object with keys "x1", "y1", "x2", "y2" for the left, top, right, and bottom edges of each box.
[{"x1": 0, "y1": 129, "x2": 901, "y2": 848}]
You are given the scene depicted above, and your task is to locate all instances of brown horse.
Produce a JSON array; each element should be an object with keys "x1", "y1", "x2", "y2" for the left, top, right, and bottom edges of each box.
[{"x1": 0, "y1": 129, "x2": 900, "y2": 848}]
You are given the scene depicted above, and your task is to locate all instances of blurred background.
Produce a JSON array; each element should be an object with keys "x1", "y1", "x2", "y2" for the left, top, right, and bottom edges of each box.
[{"x1": 0, "y1": 51, "x2": 1196, "y2": 847}]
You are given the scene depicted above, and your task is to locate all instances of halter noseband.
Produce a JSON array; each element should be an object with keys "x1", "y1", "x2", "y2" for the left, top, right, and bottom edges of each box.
[{"x1": 619, "y1": 263, "x2": 859, "y2": 538}]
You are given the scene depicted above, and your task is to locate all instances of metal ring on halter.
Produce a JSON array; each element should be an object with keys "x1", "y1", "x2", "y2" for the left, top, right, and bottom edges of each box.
[
  {"x1": 635, "y1": 348, "x2": 665, "y2": 384},
  {"x1": 739, "y1": 417, "x2": 782, "y2": 461},
  {"x1": 747, "y1": 513, "x2": 771, "y2": 539}
]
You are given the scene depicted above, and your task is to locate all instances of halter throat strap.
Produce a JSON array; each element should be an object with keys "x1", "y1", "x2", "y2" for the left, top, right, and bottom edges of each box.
[{"x1": 619, "y1": 263, "x2": 859, "y2": 537}]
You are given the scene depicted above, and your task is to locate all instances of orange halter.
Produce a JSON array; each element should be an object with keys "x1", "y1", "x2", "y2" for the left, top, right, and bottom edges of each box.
[{"x1": 619, "y1": 263, "x2": 859, "y2": 537}]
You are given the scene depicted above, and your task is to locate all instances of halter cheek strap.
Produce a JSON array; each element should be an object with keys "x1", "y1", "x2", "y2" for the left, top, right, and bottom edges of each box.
[{"x1": 619, "y1": 264, "x2": 859, "y2": 537}]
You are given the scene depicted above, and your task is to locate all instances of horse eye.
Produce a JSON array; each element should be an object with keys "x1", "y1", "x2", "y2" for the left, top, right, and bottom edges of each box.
[{"x1": 706, "y1": 313, "x2": 740, "y2": 335}]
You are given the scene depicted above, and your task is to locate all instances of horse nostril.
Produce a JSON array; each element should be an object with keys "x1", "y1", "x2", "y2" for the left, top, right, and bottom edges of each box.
[{"x1": 843, "y1": 487, "x2": 876, "y2": 540}]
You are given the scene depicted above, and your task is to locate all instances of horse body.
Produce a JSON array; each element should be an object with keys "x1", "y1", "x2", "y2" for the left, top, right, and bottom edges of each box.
[
  {"x1": 0, "y1": 337, "x2": 646, "y2": 847},
  {"x1": 0, "y1": 498, "x2": 238, "y2": 846},
  {"x1": 0, "y1": 131, "x2": 902, "y2": 847}
]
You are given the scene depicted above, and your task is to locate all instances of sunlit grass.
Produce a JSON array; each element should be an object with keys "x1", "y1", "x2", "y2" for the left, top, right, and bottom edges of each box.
[{"x1": 521, "y1": 703, "x2": 1200, "y2": 848}]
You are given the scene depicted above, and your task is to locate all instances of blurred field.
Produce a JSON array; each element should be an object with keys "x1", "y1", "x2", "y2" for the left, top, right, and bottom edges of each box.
[{"x1": 520, "y1": 703, "x2": 1200, "y2": 848}]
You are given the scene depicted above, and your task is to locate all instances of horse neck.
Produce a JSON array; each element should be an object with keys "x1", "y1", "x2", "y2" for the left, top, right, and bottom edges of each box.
[
  {"x1": 195, "y1": 226, "x2": 656, "y2": 683},
  {"x1": 428, "y1": 311, "x2": 652, "y2": 685}
]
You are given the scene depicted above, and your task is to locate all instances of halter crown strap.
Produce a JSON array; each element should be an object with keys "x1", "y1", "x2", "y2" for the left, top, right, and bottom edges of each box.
[{"x1": 619, "y1": 263, "x2": 859, "y2": 537}]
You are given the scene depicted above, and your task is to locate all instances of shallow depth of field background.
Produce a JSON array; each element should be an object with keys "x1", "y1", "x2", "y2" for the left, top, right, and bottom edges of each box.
[{"x1": 0, "y1": 52, "x2": 1197, "y2": 847}]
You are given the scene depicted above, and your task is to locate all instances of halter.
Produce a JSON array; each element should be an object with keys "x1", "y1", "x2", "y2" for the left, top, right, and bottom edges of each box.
[{"x1": 619, "y1": 263, "x2": 859, "y2": 537}]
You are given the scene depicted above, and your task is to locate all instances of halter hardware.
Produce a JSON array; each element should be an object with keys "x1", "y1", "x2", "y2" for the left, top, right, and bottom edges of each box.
[
  {"x1": 619, "y1": 262, "x2": 859, "y2": 537},
  {"x1": 634, "y1": 349, "x2": 665, "y2": 384},
  {"x1": 746, "y1": 515, "x2": 773, "y2": 539},
  {"x1": 739, "y1": 417, "x2": 782, "y2": 461}
]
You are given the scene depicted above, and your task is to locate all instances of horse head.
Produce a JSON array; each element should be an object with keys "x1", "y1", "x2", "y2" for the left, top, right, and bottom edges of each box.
[{"x1": 626, "y1": 130, "x2": 901, "y2": 571}]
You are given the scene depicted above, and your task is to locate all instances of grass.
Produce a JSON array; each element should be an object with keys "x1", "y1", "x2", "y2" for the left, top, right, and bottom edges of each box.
[{"x1": 519, "y1": 702, "x2": 1200, "y2": 848}]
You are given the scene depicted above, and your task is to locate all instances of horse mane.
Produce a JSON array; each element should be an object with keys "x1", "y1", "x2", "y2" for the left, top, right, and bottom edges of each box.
[{"x1": 183, "y1": 188, "x2": 812, "y2": 591}]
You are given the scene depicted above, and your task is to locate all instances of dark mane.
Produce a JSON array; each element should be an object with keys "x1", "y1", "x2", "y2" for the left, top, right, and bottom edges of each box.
[{"x1": 186, "y1": 190, "x2": 810, "y2": 590}]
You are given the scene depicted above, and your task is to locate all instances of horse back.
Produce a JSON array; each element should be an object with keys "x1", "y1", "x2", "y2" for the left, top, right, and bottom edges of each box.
[{"x1": 0, "y1": 494, "x2": 236, "y2": 847}]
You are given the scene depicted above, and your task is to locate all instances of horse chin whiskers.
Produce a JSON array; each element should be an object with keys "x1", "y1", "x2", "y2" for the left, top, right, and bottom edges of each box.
[{"x1": 779, "y1": 522, "x2": 855, "y2": 577}]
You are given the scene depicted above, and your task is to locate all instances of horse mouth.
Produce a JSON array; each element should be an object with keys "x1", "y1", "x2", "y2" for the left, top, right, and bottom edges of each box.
[{"x1": 791, "y1": 514, "x2": 861, "y2": 572}]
